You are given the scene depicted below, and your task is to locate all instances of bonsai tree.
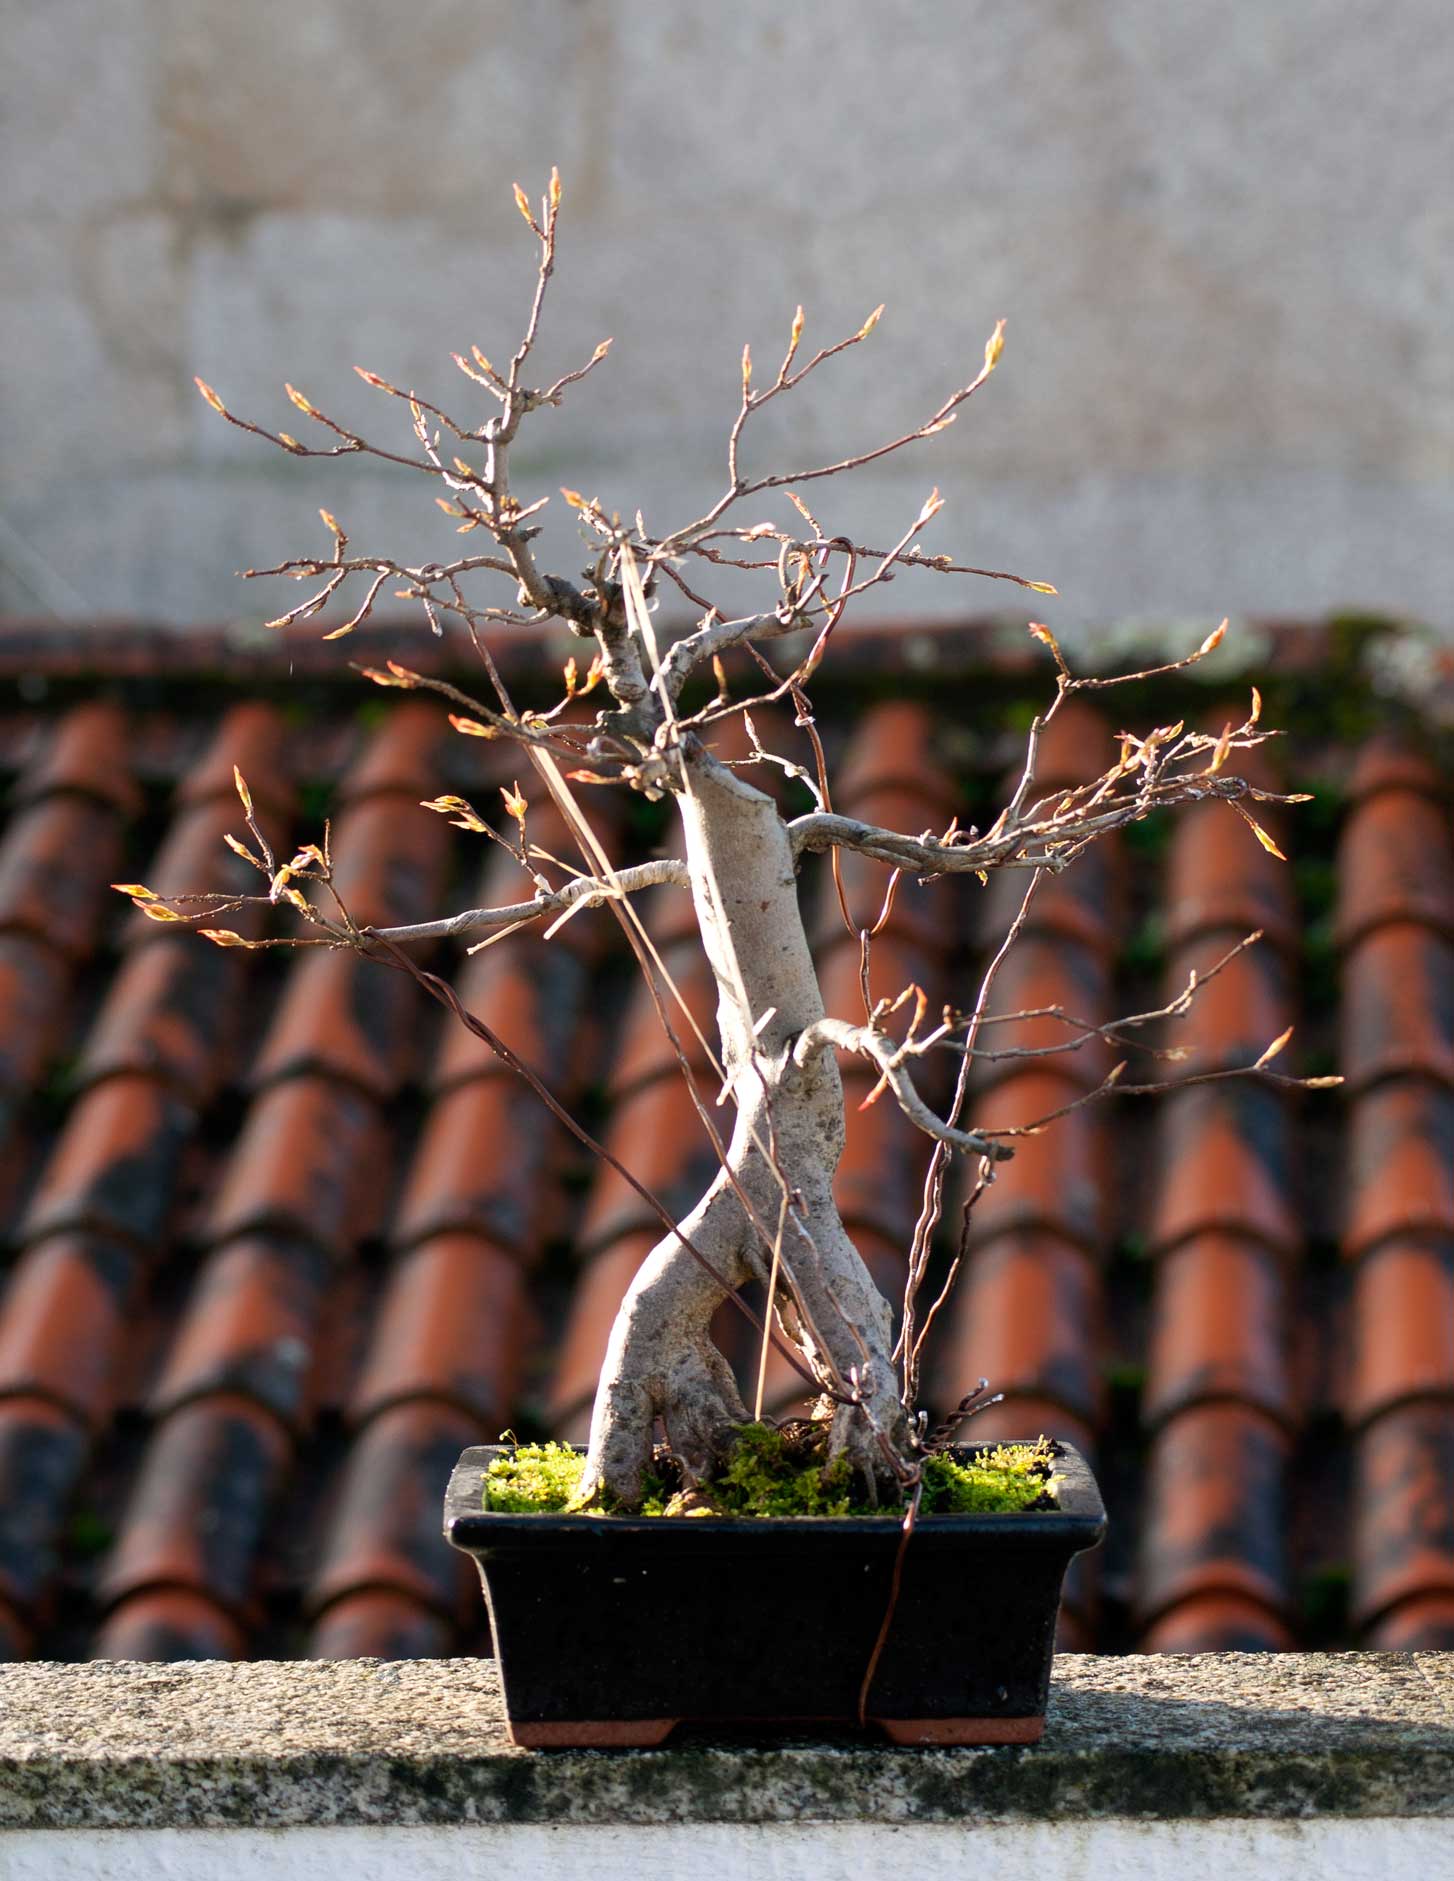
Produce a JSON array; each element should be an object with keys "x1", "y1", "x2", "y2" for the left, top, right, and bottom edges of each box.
[{"x1": 136, "y1": 170, "x2": 1326, "y2": 1514}]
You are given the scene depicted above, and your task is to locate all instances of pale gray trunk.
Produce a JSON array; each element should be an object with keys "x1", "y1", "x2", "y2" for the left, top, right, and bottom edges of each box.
[{"x1": 581, "y1": 742, "x2": 905, "y2": 1507}]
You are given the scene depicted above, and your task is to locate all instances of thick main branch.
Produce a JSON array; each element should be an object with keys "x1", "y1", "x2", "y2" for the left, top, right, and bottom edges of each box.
[{"x1": 581, "y1": 741, "x2": 906, "y2": 1506}]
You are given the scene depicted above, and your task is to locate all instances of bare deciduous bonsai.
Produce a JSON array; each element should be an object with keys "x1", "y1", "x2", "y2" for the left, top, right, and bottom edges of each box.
[{"x1": 127, "y1": 171, "x2": 1332, "y2": 1516}]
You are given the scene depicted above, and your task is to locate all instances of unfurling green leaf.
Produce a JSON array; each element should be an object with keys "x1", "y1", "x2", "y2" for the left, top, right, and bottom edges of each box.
[{"x1": 1237, "y1": 805, "x2": 1287, "y2": 861}]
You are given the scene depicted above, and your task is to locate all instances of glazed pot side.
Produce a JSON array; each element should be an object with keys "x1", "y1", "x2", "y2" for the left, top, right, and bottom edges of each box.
[{"x1": 444, "y1": 1441, "x2": 1106, "y2": 1748}]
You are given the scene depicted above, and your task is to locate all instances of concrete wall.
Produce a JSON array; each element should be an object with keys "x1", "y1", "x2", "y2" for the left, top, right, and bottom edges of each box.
[
  {"x1": 3, "y1": 2, "x2": 1450, "y2": 638},
  {"x1": 4, "y1": 1657, "x2": 1454, "y2": 1876},
  {"x1": 6, "y1": 1821, "x2": 1450, "y2": 1881}
]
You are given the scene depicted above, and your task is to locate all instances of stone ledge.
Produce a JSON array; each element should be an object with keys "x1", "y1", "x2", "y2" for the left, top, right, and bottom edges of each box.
[{"x1": 1, "y1": 1654, "x2": 1451, "y2": 1830}]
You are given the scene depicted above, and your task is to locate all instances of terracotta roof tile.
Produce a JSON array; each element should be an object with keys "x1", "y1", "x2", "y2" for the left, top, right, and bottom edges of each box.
[
  {"x1": 149, "y1": 1234, "x2": 332, "y2": 1431},
  {"x1": 77, "y1": 937, "x2": 251, "y2": 1103},
  {"x1": 485, "y1": 794, "x2": 626, "y2": 946},
  {"x1": 1364, "y1": 1593, "x2": 1454, "y2": 1651},
  {"x1": 0, "y1": 934, "x2": 70, "y2": 1101},
  {"x1": 1352, "y1": 1403, "x2": 1454, "y2": 1629},
  {"x1": 1342, "y1": 1081, "x2": 1454, "y2": 1259},
  {"x1": 349, "y1": 1233, "x2": 527, "y2": 1428},
  {"x1": 9, "y1": 701, "x2": 139, "y2": 816},
  {"x1": 1053, "y1": 1608, "x2": 1094, "y2": 1653},
  {"x1": 0, "y1": 796, "x2": 127, "y2": 957},
  {"x1": 1021, "y1": 698, "x2": 1119, "y2": 796},
  {"x1": 1163, "y1": 934, "x2": 1293, "y2": 1079},
  {"x1": 0, "y1": 1397, "x2": 90, "y2": 1614},
  {"x1": 203, "y1": 1076, "x2": 388, "y2": 1255},
  {"x1": 1334, "y1": 779, "x2": 1454, "y2": 950},
  {"x1": 622, "y1": 878, "x2": 702, "y2": 952},
  {"x1": 391, "y1": 1079, "x2": 556, "y2": 1253},
  {"x1": 602, "y1": 938, "x2": 719, "y2": 1098},
  {"x1": 1141, "y1": 1591, "x2": 1293, "y2": 1653},
  {"x1": 97, "y1": 1394, "x2": 293, "y2": 1620},
  {"x1": 307, "y1": 1401, "x2": 484, "y2": 1624},
  {"x1": 1164, "y1": 798, "x2": 1299, "y2": 953},
  {"x1": 815, "y1": 929, "x2": 944, "y2": 1033},
  {"x1": 249, "y1": 949, "x2": 430, "y2": 1101},
  {"x1": 330, "y1": 699, "x2": 453, "y2": 808},
  {"x1": 175, "y1": 703, "x2": 293, "y2": 816},
  {"x1": 0, "y1": 1232, "x2": 140, "y2": 1429},
  {"x1": 963, "y1": 1071, "x2": 1108, "y2": 1252},
  {"x1": 92, "y1": 1589, "x2": 248, "y2": 1663},
  {"x1": 933, "y1": 1230, "x2": 1102, "y2": 1426},
  {"x1": 830, "y1": 701, "x2": 959, "y2": 811},
  {"x1": 577, "y1": 1078, "x2": 726, "y2": 1255},
  {"x1": 982, "y1": 834, "x2": 1123, "y2": 956},
  {"x1": 1134, "y1": 1402, "x2": 1290, "y2": 1632},
  {"x1": 1149, "y1": 1081, "x2": 1299, "y2": 1258},
  {"x1": 836, "y1": 1066, "x2": 933, "y2": 1247},
  {"x1": 20, "y1": 1074, "x2": 196, "y2": 1250},
  {"x1": 430, "y1": 937, "x2": 591, "y2": 1092},
  {"x1": 1346, "y1": 735, "x2": 1444, "y2": 806},
  {"x1": 308, "y1": 1589, "x2": 458, "y2": 1661},
  {"x1": 286, "y1": 792, "x2": 455, "y2": 938},
  {"x1": 828, "y1": 784, "x2": 963, "y2": 950},
  {"x1": 710, "y1": 701, "x2": 803, "y2": 766},
  {"x1": 1340, "y1": 924, "x2": 1454, "y2": 1094},
  {"x1": 1346, "y1": 1239, "x2": 1454, "y2": 1428},
  {"x1": 814, "y1": 698, "x2": 966, "y2": 951},
  {"x1": 1144, "y1": 1233, "x2": 1289, "y2": 1427},
  {"x1": 971, "y1": 935, "x2": 1115, "y2": 1092},
  {"x1": 0, "y1": 621, "x2": 1449, "y2": 1662}
]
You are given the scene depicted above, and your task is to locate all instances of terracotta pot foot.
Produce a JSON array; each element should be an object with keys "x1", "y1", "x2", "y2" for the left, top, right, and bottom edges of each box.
[
  {"x1": 876, "y1": 1715, "x2": 1045, "y2": 1746},
  {"x1": 508, "y1": 1718, "x2": 677, "y2": 1749}
]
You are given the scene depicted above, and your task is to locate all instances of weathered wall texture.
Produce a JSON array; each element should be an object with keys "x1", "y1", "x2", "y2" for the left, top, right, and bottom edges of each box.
[{"x1": 2, "y1": 2, "x2": 1450, "y2": 636}]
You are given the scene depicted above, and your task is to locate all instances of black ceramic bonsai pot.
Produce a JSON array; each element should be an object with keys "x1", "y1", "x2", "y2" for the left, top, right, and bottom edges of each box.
[{"x1": 444, "y1": 1439, "x2": 1106, "y2": 1747}]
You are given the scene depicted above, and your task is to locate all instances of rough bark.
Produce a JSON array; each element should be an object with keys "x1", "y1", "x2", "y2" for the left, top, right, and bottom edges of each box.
[{"x1": 581, "y1": 740, "x2": 906, "y2": 1507}]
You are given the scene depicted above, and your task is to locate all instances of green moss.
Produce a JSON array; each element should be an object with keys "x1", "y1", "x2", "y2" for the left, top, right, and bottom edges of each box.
[
  {"x1": 708, "y1": 1422, "x2": 860, "y2": 1516},
  {"x1": 918, "y1": 1439, "x2": 1057, "y2": 1514},
  {"x1": 481, "y1": 1428, "x2": 1057, "y2": 1518},
  {"x1": 481, "y1": 1442, "x2": 585, "y2": 1512}
]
